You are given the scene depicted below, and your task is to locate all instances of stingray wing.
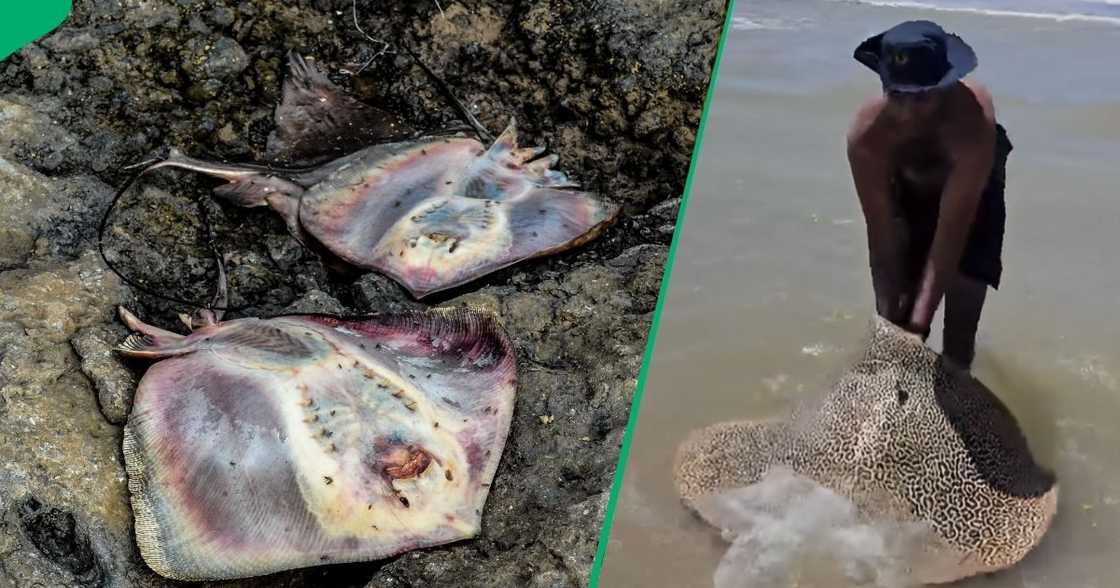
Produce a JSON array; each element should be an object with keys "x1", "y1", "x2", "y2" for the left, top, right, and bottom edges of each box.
[
  {"x1": 265, "y1": 52, "x2": 414, "y2": 164},
  {"x1": 298, "y1": 121, "x2": 619, "y2": 298},
  {"x1": 673, "y1": 419, "x2": 792, "y2": 504},
  {"x1": 120, "y1": 308, "x2": 516, "y2": 581}
]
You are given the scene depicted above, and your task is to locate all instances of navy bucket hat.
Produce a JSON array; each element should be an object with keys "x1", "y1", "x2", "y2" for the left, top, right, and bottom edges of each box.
[{"x1": 854, "y1": 20, "x2": 977, "y2": 93}]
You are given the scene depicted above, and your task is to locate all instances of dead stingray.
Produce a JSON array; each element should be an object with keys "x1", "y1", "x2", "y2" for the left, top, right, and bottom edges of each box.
[
  {"x1": 116, "y1": 302, "x2": 517, "y2": 580},
  {"x1": 674, "y1": 316, "x2": 1058, "y2": 585},
  {"x1": 132, "y1": 52, "x2": 619, "y2": 299}
]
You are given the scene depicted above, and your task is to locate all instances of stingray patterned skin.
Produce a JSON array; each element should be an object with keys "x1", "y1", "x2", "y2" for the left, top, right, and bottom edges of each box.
[
  {"x1": 117, "y1": 307, "x2": 516, "y2": 580},
  {"x1": 674, "y1": 316, "x2": 1058, "y2": 585},
  {"x1": 137, "y1": 53, "x2": 619, "y2": 299}
]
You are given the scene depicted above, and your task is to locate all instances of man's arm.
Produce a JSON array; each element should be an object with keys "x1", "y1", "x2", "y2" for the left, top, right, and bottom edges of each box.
[
  {"x1": 906, "y1": 116, "x2": 996, "y2": 335},
  {"x1": 849, "y1": 147, "x2": 904, "y2": 322},
  {"x1": 847, "y1": 105, "x2": 906, "y2": 323}
]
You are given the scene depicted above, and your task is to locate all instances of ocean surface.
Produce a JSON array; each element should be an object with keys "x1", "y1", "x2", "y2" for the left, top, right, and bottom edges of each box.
[{"x1": 597, "y1": 0, "x2": 1120, "y2": 586}]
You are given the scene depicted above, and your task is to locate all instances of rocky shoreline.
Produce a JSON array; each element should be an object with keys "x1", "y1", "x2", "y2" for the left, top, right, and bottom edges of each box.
[{"x1": 0, "y1": 1, "x2": 726, "y2": 586}]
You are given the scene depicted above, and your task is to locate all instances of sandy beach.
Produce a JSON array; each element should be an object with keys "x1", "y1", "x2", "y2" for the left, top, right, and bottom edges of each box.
[
  {"x1": 597, "y1": 0, "x2": 1120, "y2": 586},
  {"x1": 0, "y1": 1, "x2": 724, "y2": 585}
]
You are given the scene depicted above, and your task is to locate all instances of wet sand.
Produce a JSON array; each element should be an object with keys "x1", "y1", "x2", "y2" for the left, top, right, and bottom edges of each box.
[{"x1": 597, "y1": 1, "x2": 1120, "y2": 586}]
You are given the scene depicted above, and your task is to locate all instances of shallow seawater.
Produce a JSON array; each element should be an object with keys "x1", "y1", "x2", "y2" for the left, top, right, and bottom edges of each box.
[{"x1": 597, "y1": 1, "x2": 1120, "y2": 586}]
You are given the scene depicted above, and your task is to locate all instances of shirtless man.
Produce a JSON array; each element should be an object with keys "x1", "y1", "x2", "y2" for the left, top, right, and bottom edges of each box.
[{"x1": 846, "y1": 21, "x2": 1012, "y2": 370}]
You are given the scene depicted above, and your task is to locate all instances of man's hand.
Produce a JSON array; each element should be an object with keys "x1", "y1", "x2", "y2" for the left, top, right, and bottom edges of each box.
[
  {"x1": 872, "y1": 266, "x2": 905, "y2": 322},
  {"x1": 901, "y1": 321, "x2": 930, "y2": 342},
  {"x1": 900, "y1": 291, "x2": 930, "y2": 341}
]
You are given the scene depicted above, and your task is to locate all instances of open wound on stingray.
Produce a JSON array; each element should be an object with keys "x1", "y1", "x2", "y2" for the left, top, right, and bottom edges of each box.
[
  {"x1": 116, "y1": 304, "x2": 517, "y2": 581},
  {"x1": 673, "y1": 316, "x2": 1059, "y2": 586},
  {"x1": 134, "y1": 53, "x2": 619, "y2": 299}
]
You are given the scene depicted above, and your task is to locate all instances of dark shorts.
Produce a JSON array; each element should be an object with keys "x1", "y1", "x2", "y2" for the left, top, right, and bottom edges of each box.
[{"x1": 892, "y1": 123, "x2": 1012, "y2": 290}]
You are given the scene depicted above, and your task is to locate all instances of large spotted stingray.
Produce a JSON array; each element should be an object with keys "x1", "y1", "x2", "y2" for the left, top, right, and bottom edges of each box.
[
  {"x1": 116, "y1": 302, "x2": 517, "y2": 580},
  {"x1": 133, "y1": 53, "x2": 619, "y2": 299},
  {"x1": 674, "y1": 316, "x2": 1058, "y2": 585}
]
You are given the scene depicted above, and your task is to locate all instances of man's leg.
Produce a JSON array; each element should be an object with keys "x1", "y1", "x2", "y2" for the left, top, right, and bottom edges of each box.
[
  {"x1": 946, "y1": 125, "x2": 1007, "y2": 369},
  {"x1": 943, "y1": 273, "x2": 988, "y2": 370}
]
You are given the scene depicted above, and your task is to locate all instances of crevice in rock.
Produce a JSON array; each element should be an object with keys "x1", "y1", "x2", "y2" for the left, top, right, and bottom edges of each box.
[
  {"x1": 17, "y1": 497, "x2": 106, "y2": 588},
  {"x1": 65, "y1": 345, "x2": 118, "y2": 428}
]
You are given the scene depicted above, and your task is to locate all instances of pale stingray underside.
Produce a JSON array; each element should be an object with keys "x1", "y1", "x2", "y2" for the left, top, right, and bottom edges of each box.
[
  {"x1": 674, "y1": 317, "x2": 1058, "y2": 585},
  {"x1": 140, "y1": 53, "x2": 619, "y2": 298},
  {"x1": 117, "y1": 307, "x2": 517, "y2": 581}
]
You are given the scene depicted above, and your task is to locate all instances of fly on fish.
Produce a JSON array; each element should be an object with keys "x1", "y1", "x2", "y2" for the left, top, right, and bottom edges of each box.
[{"x1": 125, "y1": 52, "x2": 619, "y2": 299}]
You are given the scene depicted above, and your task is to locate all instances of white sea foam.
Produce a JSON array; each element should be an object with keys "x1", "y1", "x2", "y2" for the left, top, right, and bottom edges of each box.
[
  {"x1": 691, "y1": 467, "x2": 934, "y2": 588},
  {"x1": 829, "y1": 0, "x2": 1120, "y2": 25},
  {"x1": 731, "y1": 16, "x2": 811, "y2": 31}
]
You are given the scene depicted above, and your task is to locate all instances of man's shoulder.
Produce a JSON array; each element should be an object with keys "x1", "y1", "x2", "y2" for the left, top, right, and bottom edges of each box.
[
  {"x1": 847, "y1": 93, "x2": 888, "y2": 145},
  {"x1": 853, "y1": 92, "x2": 889, "y2": 121},
  {"x1": 955, "y1": 79, "x2": 997, "y2": 124},
  {"x1": 961, "y1": 79, "x2": 994, "y2": 107},
  {"x1": 945, "y1": 80, "x2": 997, "y2": 145}
]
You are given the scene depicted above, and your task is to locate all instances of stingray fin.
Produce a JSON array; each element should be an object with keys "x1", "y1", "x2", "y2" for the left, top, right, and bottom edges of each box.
[
  {"x1": 115, "y1": 307, "x2": 197, "y2": 358},
  {"x1": 311, "y1": 307, "x2": 514, "y2": 377},
  {"x1": 464, "y1": 119, "x2": 579, "y2": 199},
  {"x1": 673, "y1": 419, "x2": 789, "y2": 503},
  {"x1": 209, "y1": 320, "x2": 324, "y2": 361},
  {"x1": 503, "y1": 188, "x2": 620, "y2": 259},
  {"x1": 488, "y1": 118, "x2": 519, "y2": 154},
  {"x1": 265, "y1": 52, "x2": 413, "y2": 164}
]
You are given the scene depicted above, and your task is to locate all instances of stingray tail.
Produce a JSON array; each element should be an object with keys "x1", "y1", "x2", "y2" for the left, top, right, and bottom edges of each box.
[{"x1": 136, "y1": 149, "x2": 306, "y2": 208}]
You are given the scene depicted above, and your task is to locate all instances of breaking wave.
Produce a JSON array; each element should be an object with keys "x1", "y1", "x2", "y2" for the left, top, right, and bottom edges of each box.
[
  {"x1": 828, "y1": 0, "x2": 1120, "y2": 26},
  {"x1": 690, "y1": 467, "x2": 934, "y2": 588}
]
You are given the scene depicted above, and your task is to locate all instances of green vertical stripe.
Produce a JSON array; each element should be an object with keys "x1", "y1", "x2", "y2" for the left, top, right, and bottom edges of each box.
[
  {"x1": 587, "y1": 1, "x2": 737, "y2": 585},
  {"x1": 0, "y1": 2, "x2": 72, "y2": 62}
]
